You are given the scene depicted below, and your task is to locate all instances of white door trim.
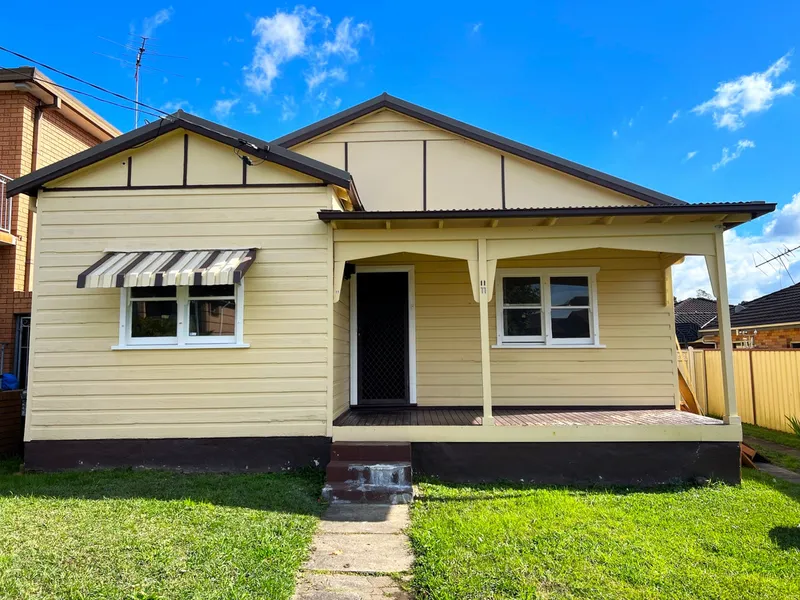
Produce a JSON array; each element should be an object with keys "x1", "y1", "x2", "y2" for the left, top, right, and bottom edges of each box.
[{"x1": 349, "y1": 265, "x2": 417, "y2": 406}]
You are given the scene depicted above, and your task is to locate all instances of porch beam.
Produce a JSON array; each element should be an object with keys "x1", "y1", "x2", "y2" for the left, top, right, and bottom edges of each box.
[
  {"x1": 333, "y1": 260, "x2": 347, "y2": 303},
  {"x1": 478, "y1": 239, "x2": 494, "y2": 426},
  {"x1": 487, "y1": 234, "x2": 714, "y2": 261},
  {"x1": 708, "y1": 229, "x2": 740, "y2": 425}
]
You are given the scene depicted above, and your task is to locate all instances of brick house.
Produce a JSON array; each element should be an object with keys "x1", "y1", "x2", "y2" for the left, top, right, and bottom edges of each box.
[
  {"x1": 0, "y1": 67, "x2": 119, "y2": 385},
  {"x1": 699, "y1": 282, "x2": 800, "y2": 349}
]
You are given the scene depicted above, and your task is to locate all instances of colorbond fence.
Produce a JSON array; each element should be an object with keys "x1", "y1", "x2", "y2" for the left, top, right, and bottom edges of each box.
[{"x1": 680, "y1": 349, "x2": 800, "y2": 433}]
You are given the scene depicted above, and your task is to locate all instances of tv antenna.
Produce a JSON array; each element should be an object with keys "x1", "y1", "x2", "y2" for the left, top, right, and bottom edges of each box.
[
  {"x1": 754, "y1": 244, "x2": 800, "y2": 286},
  {"x1": 96, "y1": 35, "x2": 187, "y2": 129}
]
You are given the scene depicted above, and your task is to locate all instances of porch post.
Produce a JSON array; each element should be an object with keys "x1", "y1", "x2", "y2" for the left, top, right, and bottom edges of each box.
[
  {"x1": 478, "y1": 238, "x2": 494, "y2": 426},
  {"x1": 710, "y1": 228, "x2": 740, "y2": 425}
]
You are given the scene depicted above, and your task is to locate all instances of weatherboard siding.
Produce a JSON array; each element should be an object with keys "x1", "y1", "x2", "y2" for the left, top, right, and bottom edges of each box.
[
  {"x1": 332, "y1": 276, "x2": 350, "y2": 419},
  {"x1": 357, "y1": 250, "x2": 678, "y2": 408},
  {"x1": 28, "y1": 180, "x2": 333, "y2": 441},
  {"x1": 291, "y1": 108, "x2": 647, "y2": 212}
]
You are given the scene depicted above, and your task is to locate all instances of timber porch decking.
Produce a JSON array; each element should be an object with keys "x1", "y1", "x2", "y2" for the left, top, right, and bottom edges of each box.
[{"x1": 333, "y1": 407, "x2": 722, "y2": 427}]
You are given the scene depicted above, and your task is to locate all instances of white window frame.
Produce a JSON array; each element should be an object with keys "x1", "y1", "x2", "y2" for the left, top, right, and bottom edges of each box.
[
  {"x1": 494, "y1": 267, "x2": 602, "y2": 348},
  {"x1": 114, "y1": 281, "x2": 247, "y2": 350}
]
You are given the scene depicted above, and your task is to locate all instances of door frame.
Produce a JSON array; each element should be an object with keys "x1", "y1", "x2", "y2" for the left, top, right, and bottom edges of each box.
[{"x1": 349, "y1": 265, "x2": 417, "y2": 406}]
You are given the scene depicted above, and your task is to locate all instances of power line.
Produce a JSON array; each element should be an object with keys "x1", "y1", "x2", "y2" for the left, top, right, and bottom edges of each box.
[
  {"x1": 0, "y1": 64, "x2": 164, "y2": 121},
  {"x1": 0, "y1": 45, "x2": 171, "y2": 118}
]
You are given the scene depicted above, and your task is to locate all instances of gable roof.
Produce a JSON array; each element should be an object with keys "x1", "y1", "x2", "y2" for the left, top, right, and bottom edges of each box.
[
  {"x1": 273, "y1": 93, "x2": 688, "y2": 207},
  {"x1": 674, "y1": 297, "x2": 719, "y2": 327},
  {"x1": 6, "y1": 110, "x2": 360, "y2": 204},
  {"x1": 701, "y1": 282, "x2": 800, "y2": 331}
]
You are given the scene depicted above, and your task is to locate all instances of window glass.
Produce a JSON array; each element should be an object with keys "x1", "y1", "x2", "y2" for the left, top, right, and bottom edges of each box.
[
  {"x1": 189, "y1": 299, "x2": 236, "y2": 337},
  {"x1": 131, "y1": 300, "x2": 178, "y2": 337},
  {"x1": 189, "y1": 285, "x2": 235, "y2": 298},
  {"x1": 551, "y1": 308, "x2": 590, "y2": 339},
  {"x1": 550, "y1": 277, "x2": 589, "y2": 306},
  {"x1": 503, "y1": 308, "x2": 542, "y2": 337},
  {"x1": 131, "y1": 286, "x2": 176, "y2": 299},
  {"x1": 503, "y1": 277, "x2": 541, "y2": 305}
]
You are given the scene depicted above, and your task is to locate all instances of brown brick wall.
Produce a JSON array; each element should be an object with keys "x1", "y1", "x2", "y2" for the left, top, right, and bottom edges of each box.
[
  {"x1": 0, "y1": 90, "x2": 103, "y2": 374},
  {"x1": 702, "y1": 326, "x2": 800, "y2": 349}
]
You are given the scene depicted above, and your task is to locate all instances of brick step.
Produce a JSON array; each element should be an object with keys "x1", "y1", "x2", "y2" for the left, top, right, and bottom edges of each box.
[
  {"x1": 330, "y1": 442, "x2": 411, "y2": 463},
  {"x1": 326, "y1": 460, "x2": 412, "y2": 486},
  {"x1": 321, "y1": 482, "x2": 413, "y2": 504}
]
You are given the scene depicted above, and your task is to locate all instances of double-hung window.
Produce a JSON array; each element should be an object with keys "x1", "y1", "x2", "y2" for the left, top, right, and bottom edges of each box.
[
  {"x1": 495, "y1": 268, "x2": 600, "y2": 347},
  {"x1": 119, "y1": 283, "x2": 244, "y2": 348}
]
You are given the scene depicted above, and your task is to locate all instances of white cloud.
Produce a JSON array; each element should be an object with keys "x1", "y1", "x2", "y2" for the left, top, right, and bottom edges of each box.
[
  {"x1": 142, "y1": 7, "x2": 174, "y2": 37},
  {"x1": 471, "y1": 22, "x2": 483, "y2": 34},
  {"x1": 684, "y1": 150, "x2": 698, "y2": 161},
  {"x1": 673, "y1": 193, "x2": 800, "y2": 303},
  {"x1": 628, "y1": 118, "x2": 634, "y2": 128},
  {"x1": 280, "y1": 95, "x2": 298, "y2": 121},
  {"x1": 321, "y1": 17, "x2": 370, "y2": 60},
  {"x1": 212, "y1": 98, "x2": 239, "y2": 119},
  {"x1": 669, "y1": 110, "x2": 680, "y2": 124},
  {"x1": 712, "y1": 139, "x2": 755, "y2": 171},
  {"x1": 244, "y1": 6, "x2": 370, "y2": 98},
  {"x1": 161, "y1": 99, "x2": 191, "y2": 113},
  {"x1": 305, "y1": 66, "x2": 347, "y2": 91},
  {"x1": 246, "y1": 102, "x2": 261, "y2": 115},
  {"x1": 693, "y1": 52, "x2": 796, "y2": 130},
  {"x1": 612, "y1": 129, "x2": 618, "y2": 138}
]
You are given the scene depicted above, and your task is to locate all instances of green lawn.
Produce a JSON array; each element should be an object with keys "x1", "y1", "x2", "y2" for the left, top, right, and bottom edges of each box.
[
  {"x1": 409, "y1": 471, "x2": 800, "y2": 599},
  {"x1": 744, "y1": 423, "x2": 800, "y2": 473},
  {"x1": 0, "y1": 459, "x2": 325, "y2": 600}
]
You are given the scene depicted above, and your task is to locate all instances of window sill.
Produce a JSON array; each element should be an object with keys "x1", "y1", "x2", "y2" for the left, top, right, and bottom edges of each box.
[
  {"x1": 492, "y1": 343, "x2": 606, "y2": 349},
  {"x1": 112, "y1": 343, "x2": 250, "y2": 351}
]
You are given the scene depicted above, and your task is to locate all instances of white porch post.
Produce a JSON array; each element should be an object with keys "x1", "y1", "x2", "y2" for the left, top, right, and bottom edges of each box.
[
  {"x1": 707, "y1": 228, "x2": 740, "y2": 425},
  {"x1": 478, "y1": 238, "x2": 494, "y2": 426}
]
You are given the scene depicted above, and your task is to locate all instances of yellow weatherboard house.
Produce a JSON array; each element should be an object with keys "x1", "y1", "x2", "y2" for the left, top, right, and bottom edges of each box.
[{"x1": 8, "y1": 94, "x2": 775, "y2": 486}]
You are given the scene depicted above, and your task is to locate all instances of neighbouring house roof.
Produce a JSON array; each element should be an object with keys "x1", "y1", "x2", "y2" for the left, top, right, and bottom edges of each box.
[
  {"x1": 0, "y1": 66, "x2": 120, "y2": 140},
  {"x1": 674, "y1": 297, "x2": 720, "y2": 344},
  {"x1": 77, "y1": 249, "x2": 257, "y2": 289},
  {"x1": 701, "y1": 282, "x2": 800, "y2": 331},
  {"x1": 275, "y1": 93, "x2": 691, "y2": 207},
  {"x1": 317, "y1": 203, "x2": 776, "y2": 227},
  {"x1": 6, "y1": 110, "x2": 361, "y2": 205}
]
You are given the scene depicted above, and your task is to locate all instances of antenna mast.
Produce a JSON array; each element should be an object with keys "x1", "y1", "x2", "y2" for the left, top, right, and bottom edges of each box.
[{"x1": 133, "y1": 36, "x2": 148, "y2": 129}]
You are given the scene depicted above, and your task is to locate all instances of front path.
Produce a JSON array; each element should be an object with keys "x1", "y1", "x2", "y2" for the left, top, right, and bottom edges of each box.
[{"x1": 294, "y1": 504, "x2": 413, "y2": 599}]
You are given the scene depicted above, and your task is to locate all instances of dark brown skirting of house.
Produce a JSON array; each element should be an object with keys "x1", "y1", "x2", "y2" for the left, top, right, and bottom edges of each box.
[
  {"x1": 24, "y1": 437, "x2": 331, "y2": 473},
  {"x1": 411, "y1": 442, "x2": 741, "y2": 486}
]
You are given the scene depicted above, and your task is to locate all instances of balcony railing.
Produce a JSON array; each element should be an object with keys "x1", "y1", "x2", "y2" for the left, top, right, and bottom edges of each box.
[{"x1": 0, "y1": 174, "x2": 11, "y2": 234}]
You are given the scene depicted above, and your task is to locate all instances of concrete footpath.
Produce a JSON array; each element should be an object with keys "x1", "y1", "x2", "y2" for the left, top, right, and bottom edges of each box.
[{"x1": 293, "y1": 504, "x2": 413, "y2": 599}]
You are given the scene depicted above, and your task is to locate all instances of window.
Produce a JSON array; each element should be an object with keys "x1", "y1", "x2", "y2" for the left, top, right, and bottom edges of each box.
[
  {"x1": 495, "y1": 268, "x2": 600, "y2": 347},
  {"x1": 118, "y1": 283, "x2": 244, "y2": 348}
]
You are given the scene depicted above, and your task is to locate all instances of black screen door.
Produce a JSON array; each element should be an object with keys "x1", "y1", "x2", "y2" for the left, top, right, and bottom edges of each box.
[{"x1": 356, "y1": 271, "x2": 410, "y2": 406}]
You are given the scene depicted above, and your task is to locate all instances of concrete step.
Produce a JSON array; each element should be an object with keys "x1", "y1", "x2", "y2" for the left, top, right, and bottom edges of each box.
[
  {"x1": 326, "y1": 460, "x2": 412, "y2": 486},
  {"x1": 322, "y1": 482, "x2": 413, "y2": 504},
  {"x1": 330, "y1": 442, "x2": 411, "y2": 463}
]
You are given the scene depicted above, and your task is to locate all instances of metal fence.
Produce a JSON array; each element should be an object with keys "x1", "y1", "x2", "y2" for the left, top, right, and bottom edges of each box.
[
  {"x1": 0, "y1": 174, "x2": 12, "y2": 233},
  {"x1": 680, "y1": 348, "x2": 800, "y2": 433}
]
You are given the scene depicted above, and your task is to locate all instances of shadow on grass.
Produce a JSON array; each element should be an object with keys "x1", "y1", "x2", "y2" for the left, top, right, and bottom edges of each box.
[
  {"x1": 770, "y1": 526, "x2": 800, "y2": 550},
  {"x1": 0, "y1": 457, "x2": 326, "y2": 515}
]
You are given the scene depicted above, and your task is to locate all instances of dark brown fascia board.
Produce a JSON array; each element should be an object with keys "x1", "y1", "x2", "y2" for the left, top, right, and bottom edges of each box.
[
  {"x1": 6, "y1": 110, "x2": 355, "y2": 198},
  {"x1": 274, "y1": 92, "x2": 688, "y2": 207},
  {"x1": 318, "y1": 202, "x2": 776, "y2": 223},
  {"x1": 0, "y1": 66, "x2": 36, "y2": 83}
]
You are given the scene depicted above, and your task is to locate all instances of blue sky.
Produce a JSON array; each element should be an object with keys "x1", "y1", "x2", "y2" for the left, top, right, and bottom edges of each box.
[{"x1": 3, "y1": 1, "x2": 800, "y2": 302}]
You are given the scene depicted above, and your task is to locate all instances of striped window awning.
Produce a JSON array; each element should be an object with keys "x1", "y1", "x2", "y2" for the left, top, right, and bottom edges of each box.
[{"x1": 77, "y1": 249, "x2": 257, "y2": 289}]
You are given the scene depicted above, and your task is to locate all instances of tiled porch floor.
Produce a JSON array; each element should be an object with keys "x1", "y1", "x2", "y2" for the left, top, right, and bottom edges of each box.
[{"x1": 333, "y1": 406, "x2": 722, "y2": 427}]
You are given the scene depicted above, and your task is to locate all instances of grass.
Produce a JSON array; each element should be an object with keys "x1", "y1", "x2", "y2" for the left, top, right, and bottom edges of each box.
[
  {"x1": 743, "y1": 423, "x2": 800, "y2": 451},
  {"x1": 0, "y1": 459, "x2": 325, "y2": 600},
  {"x1": 409, "y1": 471, "x2": 800, "y2": 600},
  {"x1": 743, "y1": 423, "x2": 800, "y2": 473}
]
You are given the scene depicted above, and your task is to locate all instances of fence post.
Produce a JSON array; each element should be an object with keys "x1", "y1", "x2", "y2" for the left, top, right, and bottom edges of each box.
[
  {"x1": 749, "y1": 350, "x2": 757, "y2": 426},
  {"x1": 702, "y1": 350, "x2": 710, "y2": 415}
]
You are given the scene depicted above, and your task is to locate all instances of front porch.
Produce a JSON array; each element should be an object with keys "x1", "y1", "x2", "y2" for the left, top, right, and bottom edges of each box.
[{"x1": 332, "y1": 405, "x2": 735, "y2": 443}]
